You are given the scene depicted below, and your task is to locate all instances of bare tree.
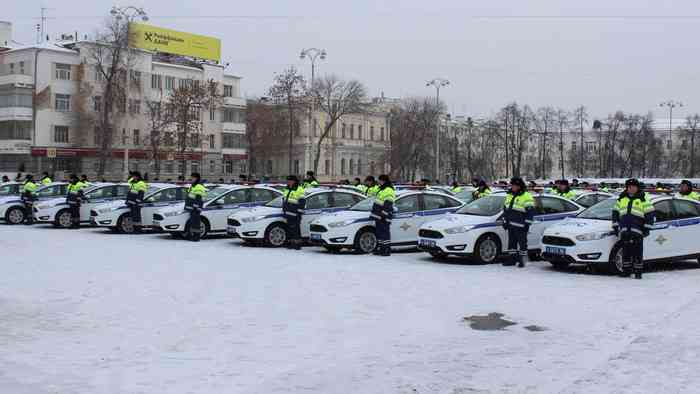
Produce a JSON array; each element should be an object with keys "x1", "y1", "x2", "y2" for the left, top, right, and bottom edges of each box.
[
  {"x1": 680, "y1": 114, "x2": 700, "y2": 177},
  {"x1": 571, "y1": 105, "x2": 589, "y2": 177},
  {"x1": 143, "y1": 92, "x2": 175, "y2": 178},
  {"x1": 245, "y1": 101, "x2": 290, "y2": 179},
  {"x1": 310, "y1": 75, "x2": 367, "y2": 174},
  {"x1": 555, "y1": 108, "x2": 569, "y2": 179},
  {"x1": 389, "y1": 97, "x2": 441, "y2": 181},
  {"x1": 533, "y1": 106, "x2": 556, "y2": 178},
  {"x1": 268, "y1": 67, "x2": 307, "y2": 174}
]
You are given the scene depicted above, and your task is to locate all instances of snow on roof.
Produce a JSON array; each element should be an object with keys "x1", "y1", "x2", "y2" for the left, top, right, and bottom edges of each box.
[{"x1": 4, "y1": 41, "x2": 78, "y2": 55}]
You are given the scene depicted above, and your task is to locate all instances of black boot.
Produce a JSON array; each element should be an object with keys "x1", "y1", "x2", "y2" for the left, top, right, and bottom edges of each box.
[
  {"x1": 502, "y1": 253, "x2": 516, "y2": 266},
  {"x1": 290, "y1": 239, "x2": 301, "y2": 250},
  {"x1": 634, "y1": 270, "x2": 642, "y2": 279},
  {"x1": 619, "y1": 265, "x2": 632, "y2": 278},
  {"x1": 379, "y1": 244, "x2": 391, "y2": 257},
  {"x1": 191, "y1": 231, "x2": 201, "y2": 242}
]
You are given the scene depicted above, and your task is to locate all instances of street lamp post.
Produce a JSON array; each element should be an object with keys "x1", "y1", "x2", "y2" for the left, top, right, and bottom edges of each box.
[
  {"x1": 660, "y1": 100, "x2": 683, "y2": 172},
  {"x1": 300, "y1": 48, "x2": 327, "y2": 173},
  {"x1": 427, "y1": 78, "x2": 449, "y2": 183}
]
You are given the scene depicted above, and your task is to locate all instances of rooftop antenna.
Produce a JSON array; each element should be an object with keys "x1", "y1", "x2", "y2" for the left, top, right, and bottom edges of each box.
[{"x1": 38, "y1": 7, "x2": 56, "y2": 43}]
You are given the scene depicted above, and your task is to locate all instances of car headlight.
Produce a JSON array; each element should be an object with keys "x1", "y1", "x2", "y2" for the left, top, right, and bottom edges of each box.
[
  {"x1": 444, "y1": 225, "x2": 474, "y2": 234},
  {"x1": 327, "y1": 219, "x2": 357, "y2": 228},
  {"x1": 241, "y1": 215, "x2": 267, "y2": 223},
  {"x1": 164, "y1": 210, "x2": 186, "y2": 217},
  {"x1": 575, "y1": 231, "x2": 613, "y2": 241}
]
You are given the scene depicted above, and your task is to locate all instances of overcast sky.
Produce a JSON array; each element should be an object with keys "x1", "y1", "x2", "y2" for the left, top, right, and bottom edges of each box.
[{"x1": 7, "y1": 0, "x2": 700, "y2": 120}]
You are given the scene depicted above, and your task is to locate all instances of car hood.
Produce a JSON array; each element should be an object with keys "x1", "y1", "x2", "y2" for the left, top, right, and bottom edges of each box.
[
  {"x1": 543, "y1": 217, "x2": 612, "y2": 237},
  {"x1": 156, "y1": 202, "x2": 186, "y2": 214},
  {"x1": 0, "y1": 195, "x2": 22, "y2": 205},
  {"x1": 229, "y1": 206, "x2": 281, "y2": 219},
  {"x1": 36, "y1": 197, "x2": 66, "y2": 208},
  {"x1": 313, "y1": 210, "x2": 371, "y2": 224},
  {"x1": 93, "y1": 200, "x2": 127, "y2": 211},
  {"x1": 421, "y1": 213, "x2": 499, "y2": 230}
]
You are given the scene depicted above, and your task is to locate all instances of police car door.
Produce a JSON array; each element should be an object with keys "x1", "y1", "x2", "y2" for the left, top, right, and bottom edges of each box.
[
  {"x1": 142, "y1": 187, "x2": 186, "y2": 225},
  {"x1": 301, "y1": 192, "x2": 332, "y2": 237},
  {"x1": 391, "y1": 194, "x2": 421, "y2": 244},
  {"x1": 668, "y1": 199, "x2": 700, "y2": 258},
  {"x1": 81, "y1": 186, "x2": 118, "y2": 220},
  {"x1": 207, "y1": 189, "x2": 248, "y2": 231},
  {"x1": 644, "y1": 200, "x2": 675, "y2": 260},
  {"x1": 250, "y1": 188, "x2": 281, "y2": 206},
  {"x1": 532, "y1": 197, "x2": 580, "y2": 250},
  {"x1": 331, "y1": 191, "x2": 365, "y2": 212}
]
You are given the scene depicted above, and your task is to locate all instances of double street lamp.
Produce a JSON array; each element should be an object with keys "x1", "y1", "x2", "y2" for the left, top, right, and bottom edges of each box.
[
  {"x1": 659, "y1": 100, "x2": 683, "y2": 151},
  {"x1": 427, "y1": 78, "x2": 450, "y2": 183},
  {"x1": 300, "y1": 48, "x2": 327, "y2": 87},
  {"x1": 110, "y1": 5, "x2": 149, "y2": 22}
]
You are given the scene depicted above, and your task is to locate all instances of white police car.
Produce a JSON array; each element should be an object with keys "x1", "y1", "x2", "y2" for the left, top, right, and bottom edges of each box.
[
  {"x1": 33, "y1": 183, "x2": 130, "y2": 228},
  {"x1": 152, "y1": 185, "x2": 282, "y2": 239},
  {"x1": 0, "y1": 182, "x2": 21, "y2": 197},
  {"x1": 417, "y1": 193, "x2": 584, "y2": 263},
  {"x1": 89, "y1": 183, "x2": 188, "y2": 233},
  {"x1": 227, "y1": 188, "x2": 366, "y2": 247},
  {"x1": 541, "y1": 195, "x2": 700, "y2": 274},
  {"x1": 309, "y1": 190, "x2": 464, "y2": 253},
  {"x1": 0, "y1": 182, "x2": 68, "y2": 224},
  {"x1": 573, "y1": 191, "x2": 613, "y2": 208}
]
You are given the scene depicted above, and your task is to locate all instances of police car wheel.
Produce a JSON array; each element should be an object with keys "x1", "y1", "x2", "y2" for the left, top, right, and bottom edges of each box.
[
  {"x1": 354, "y1": 229, "x2": 377, "y2": 254},
  {"x1": 56, "y1": 210, "x2": 73, "y2": 228},
  {"x1": 5, "y1": 207, "x2": 25, "y2": 224},
  {"x1": 474, "y1": 234, "x2": 501, "y2": 264},
  {"x1": 608, "y1": 244, "x2": 625, "y2": 275},
  {"x1": 265, "y1": 223, "x2": 288, "y2": 247},
  {"x1": 117, "y1": 215, "x2": 134, "y2": 233}
]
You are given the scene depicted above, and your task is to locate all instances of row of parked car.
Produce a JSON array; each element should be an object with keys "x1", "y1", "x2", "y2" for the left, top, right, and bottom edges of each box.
[{"x1": 2, "y1": 180, "x2": 698, "y2": 275}]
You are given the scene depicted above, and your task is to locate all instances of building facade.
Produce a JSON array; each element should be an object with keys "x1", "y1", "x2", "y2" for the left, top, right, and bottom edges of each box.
[{"x1": 0, "y1": 22, "x2": 247, "y2": 181}]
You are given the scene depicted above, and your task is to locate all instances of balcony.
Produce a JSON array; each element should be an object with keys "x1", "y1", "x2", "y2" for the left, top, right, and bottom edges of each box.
[
  {"x1": 0, "y1": 74, "x2": 33, "y2": 87},
  {"x1": 0, "y1": 107, "x2": 32, "y2": 122},
  {"x1": 222, "y1": 122, "x2": 245, "y2": 133},
  {"x1": 223, "y1": 96, "x2": 246, "y2": 107}
]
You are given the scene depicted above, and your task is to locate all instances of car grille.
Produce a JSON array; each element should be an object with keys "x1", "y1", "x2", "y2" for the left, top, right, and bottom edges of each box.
[
  {"x1": 419, "y1": 229, "x2": 444, "y2": 239},
  {"x1": 228, "y1": 218, "x2": 241, "y2": 226},
  {"x1": 542, "y1": 235, "x2": 575, "y2": 247},
  {"x1": 90, "y1": 210, "x2": 98, "y2": 217},
  {"x1": 153, "y1": 213, "x2": 165, "y2": 221},
  {"x1": 310, "y1": 224, "x2": 327, "y2": 233}
]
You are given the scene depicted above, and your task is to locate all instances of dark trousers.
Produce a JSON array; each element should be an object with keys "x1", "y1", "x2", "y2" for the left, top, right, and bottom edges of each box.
[
  {"x1": 70, "y1": 203, "x2": 81, "y2": 227},
  {"x1": 23, "y1": 202, "x2": 33, "y2": 224},
  {"x1": 375, "y1": 219, "x2": 391, "y2": 251},
  {"x1": 286, "y1": 214, "x2": 301, "y2": 242},
  {"x1": 189, "y1": 209, "x2": 201, "y2": 239},
  {"x1": 507, "y1": 227, "x2": 528, "y2": 263},
  {"x1": 621, "y1": 231, "x2": 644, "y2": 274},
  {"x1": 130, "y1": 204, "x2": 142, "y2": 226}
]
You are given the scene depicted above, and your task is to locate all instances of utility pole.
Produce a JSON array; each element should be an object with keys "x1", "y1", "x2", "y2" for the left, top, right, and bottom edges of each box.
[
  {"x1": 300, "y1": 48, "x2": 327, "y2": 174},
  {"x1": 659, "y1": 100, "x2": 683, "y2": 174},
  {"x1": 426, "y1": 78, "x2": 449, "y2": 183}
]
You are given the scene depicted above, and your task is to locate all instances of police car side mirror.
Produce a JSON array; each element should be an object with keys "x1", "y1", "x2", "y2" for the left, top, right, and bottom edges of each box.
[{"x1": 145, "y1": 197, "x2": 155, "y2": 203}]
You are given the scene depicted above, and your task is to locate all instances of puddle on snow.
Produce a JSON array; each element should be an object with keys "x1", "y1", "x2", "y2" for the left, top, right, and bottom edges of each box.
[
  {"x1": 524, "y1": 325, "x2": 548, "y2": 332},
  {"x1": 463, "y1": 313, "x2": 517, "y2": 331}
]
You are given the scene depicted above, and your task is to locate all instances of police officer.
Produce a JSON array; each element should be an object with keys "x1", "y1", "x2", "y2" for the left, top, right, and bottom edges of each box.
[
  {"x1": 599, "y1": 182, "x2": 610, "y2": 193},
  {"x1": 66, "y1": 174, "x2": 85, "y2": 229},
  {"x1": 612, "y1": 179, "x2": 655, "y2": 279},
  {"x1": 302, "y1": 171, "x2": 319, "y2": 188},
  {"x1": 554, "y1": 179, "x2": 577, "y2": 200},
  {"x1": 184, "y1": 172, "x2": 208, "y2": 242},
  {"x1": 502, "y1": 177, "x2": 535, "y2": 268},
  {"x1": 675, "y1": 180, "x2": 700, "y2": 202},
  {"x1": 655, "y1": 182, "x2": 666, "y2": 194},
  {"x1": 21, "y1": 174, "x2": 37, "y2": 225},
  {"x1": 451, "y1": 181, "x2": 463, "y2": 194},
  {"x1": 126, "y1": 171, "x2": 148, "y2": 232},
  {"x1": 79, "y1": 174, "x2": 91, "y2": 188},
  {"x1": 371, "y1": 174, "x2": 396, "y2": 256},
  {"x1": 1, "y1": 175, "x2": 9, "y2": 183},
  {"x1": 353, "y1": 177, "x2": 367, "y2": 193},
  {"x1": 364, "y1": 176, "x2": 380, "y2": 197},
  {"x1": 40, "y1": 172, "x2": 52, "y2": 185},
  {"x1": 282, "y1": 175, "x2": 306, "y2": 250},
  {"x1": 472, "y1": 180, "x2": 492, "y2": 200}
]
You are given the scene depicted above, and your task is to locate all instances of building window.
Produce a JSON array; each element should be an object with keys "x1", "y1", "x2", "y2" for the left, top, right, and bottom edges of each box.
[
  {"x1": 370, "y1": 161, "x2": 375, "y2": 175},
  {"x1": 93, "y1": 96, "x2": 102, "y2": 112},
  {"x1": 341, "y1": 123, "x2": 346, "y2": 138},
  {"x1": 266, "y1": 160, "x2": 272, "y2": 174},
  {"x1": 222, "y1": 133, "x2": 247, "y2": 149},
  {"x1": 222, "y1": 108, "x2": 246, "y2": 123},
  {"x1": 54, "y1": 125, "x2": 69, "y2": 143},
  {"x1": 190, "y1": 134, "x2": 200, "y2": 148},
  {"x1": 370, "y1": 126, "x2": 374, "y2": 141},
  {"x1": 55, "y1": 94, "x2": 71, "y2": 112},
  {"x1": 357, "y1": 159, "x2": 362, "y2": 175},
  {"x1": 324, "y1": 159, "x2": 330, "y2": 175},
  {"x1": 358, "y1": 125, "x2": 362, "y2": 140},
  {"x1": 586, "y1": 141, "x2": 596, "y2": 153},
  {"x1": 313, "y1": 119, "x2": 318, "y2": 137},
  {"x1": 191, "y1": 161, "x2": 199, "y2": 173},
  {"x1": 209, "y1": 106, "x2": 216, "y2": 121},
  {"x1": 117, "y1": 96, "x2": 126, "y2": 113},
  {"x1": 209, "y1": 134, "x2": 215, "y2": 149},
  {"x1": 223, "y1": 85, "x2": 233, "y2": 97},
  {"x1": 128, "y1": 99, "x2": 141, "y2": 114},
  {"x1": 19, "y1": 61, "x2": 25, "y2": 75},
  {"x1": 341, "y1": 158, "x2": 346, "y2": 175},
  {"x1": 209, "y1": 160, "x2": 215, "y2": 173},
  {"x1": 179, "y1": 79, "x2": 194, "y2": 89},
  {"x1": 667, "y1": 139, "x2": 672, "y2": 150},
  {"x1": 55, "y1": 63, "x2": 71, "y2": 80},
  {"x1": 294, "y1": 160, "x2": 300, "y2": 175},
  {"x1": 350, "y1": 124, "x2": 354, "y2": 140},
  {"x1": 151, "y1": 74, "x2": 162, "y2": 90},
  {"x1": 0, "y1": 121, "x2": 32, "y2": 140},
  {"x1": 224, "y1": 160, "x2": 234, "y2": 174},
  {"x1": 380, "y1": 127, "x2": 385, "y2": 141},
  {"x1": 177, "y1": 161, "x2": 185, "y2": 175},
  {"x1": 94, "y1": 127, "x2": 101, "y2": 146},
  {"x1": 349, "y1": 159, "x2": 354, "y2": 175},
  {"x1": 133, "y1": 129, "x2": 140, "y2": 145},
  {"x1": 165, "y1": 161, "x2": 174, "y2": 173},
  {"x1": 165, "y1": 76, "x2": 175, "y2": 91},
  {"x1": 121, "y1": 129, "x2": 128, "y2": 145},
  {"x1": 130, "y1": 70, "x2": 141, "y2": 87}
]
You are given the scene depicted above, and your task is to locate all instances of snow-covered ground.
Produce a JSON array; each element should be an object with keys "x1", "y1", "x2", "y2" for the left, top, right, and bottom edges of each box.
[{"x1": 2, "y1": 226, "x2": 700, "y2": 394}]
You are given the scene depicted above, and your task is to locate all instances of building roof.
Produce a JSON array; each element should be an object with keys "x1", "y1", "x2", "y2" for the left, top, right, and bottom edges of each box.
[{"x1": 4, "y1": 41, "x2": 78, "y2": 55}]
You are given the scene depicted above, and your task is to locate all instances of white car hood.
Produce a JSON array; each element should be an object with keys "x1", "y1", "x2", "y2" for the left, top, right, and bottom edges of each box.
[
  {"x1": 421, "y1": 213, "x2": 498, "y2": 230},
  {"x1": 230, "y1": 205, "x2": 281, "y2": 219},
  {"x1": 157, "y1": 202, "x2": 186, "y2": 215},
  {"x1": 313, "y1": 210, "x2": 371, "y2": 224},
  {"x1": 544, "y1": 217, "x2": 612, "y2": 237},
  {"x1": 0, "y1": 195, "x2": 23, "y2": 204},
  {"x1": 36, "y1": 197, "x2": 66, "y2": 208}
]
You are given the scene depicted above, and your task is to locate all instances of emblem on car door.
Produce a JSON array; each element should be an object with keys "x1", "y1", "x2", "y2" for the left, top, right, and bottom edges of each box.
[{"x1": 655, "y1": 235, "x2": 668, "y2": 245}]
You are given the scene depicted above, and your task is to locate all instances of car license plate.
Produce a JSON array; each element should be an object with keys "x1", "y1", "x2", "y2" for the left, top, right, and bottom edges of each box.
[
  {"x1": 545, "y1": 246, "x2": 566, "y2": 255},
  {"x1": 419, "y1": 239, "x2": 436, "y2": 248},
  {"x1": 310, "y1": 233, "x2": 322, "y2": 240}
]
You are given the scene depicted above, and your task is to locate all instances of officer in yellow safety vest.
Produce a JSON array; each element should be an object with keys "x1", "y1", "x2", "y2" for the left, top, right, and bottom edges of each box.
[
  {"x1": 676, "y1": 180, "x2": 700, "y2": 202},
  {"x1": 126, "y1": 171, "x2": 149, "y2": 232},
  {"x1": 364, "y1": 176, "x2": 380, "y2": 198},
  {"x1": 472, "y1": 180, "x2": 492, "y2": 200},
  {"x1": 353, "y1": 177, "x2": 367, "y2": 194},
  {"x1": 184, "y1": 172, "x2": 208, "y2": 242},
  {"x1": 599, "y1": 182, "x2": 610, "y2": 193},
  {"x1": 302, "y1": 171, "x2": 319, "y2": 189},
  {"x1": 21, "y1": 174, "x2": 38, "y2": 224},
  {"x1": 502, "y1": 177, "x2": 536, "y2": 268},
  {"x1": 283, "y1": 175, "x2": 306, "y2": 249},
  {"x1": 39, "y1": 172, "x2": 52, "y2": 186},
  {"x1": 612, "y1": 178, "x2": 655, "y2": 279},
  {"x1": 554, "y1": 179, "x2": 577, "y2": 200},
  {"x1": 451, "y1": 181, "x2": 463, "y2": 194},
  {"x1": 370, "y1": 174, "x2": 396, "y2": 256},
  {"x1": 66, "y1": 174, "x2": 86, "y2": 228},
  {"x1": 79, "y1": 174, "x2": 91, "y2": 188}
]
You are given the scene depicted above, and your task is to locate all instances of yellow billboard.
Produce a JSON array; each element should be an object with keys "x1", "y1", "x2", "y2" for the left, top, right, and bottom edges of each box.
[{"x1": 128, "y1": 22, "x2": 221, "y2": 62}]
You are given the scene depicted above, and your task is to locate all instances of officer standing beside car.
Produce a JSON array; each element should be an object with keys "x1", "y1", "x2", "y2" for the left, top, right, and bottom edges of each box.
[
  {"x1": 39, "y1": 172, "x2": 52, "y2": 186},
  {"x1": 184, "y1": 172, "x2": 208, "y2": 242},
  {"x1": 554, "y1": 179, "x2": 577, "y2": 200},
  {"x1": 612, "y1": 179, "x2": 655, "y2": 279},
  {"x1": 472, "y1": 180, "x2": 492, "y2": 200},
  {"x1": 126, "y1": 171, "x2": 148, "y2": 232},
  {"x1": 502, "y1": 177, "x2": 536, "y2": 268},
  {"x1": 675, "y1": 180, "x2": 700, "y2": 202},
  {"x1": 282, "y1": 175, "x2": 306, "y2": 250},
  {"x1": 66, "y1": 174, "x2": 86, "y2": 229},
  {"x1": 364, "y1": 176, "x2": 380, "y2": 197},
  {"x1": 21, "y1": 174, "x2": 37, "y2": 225},
  {"x1": 371, "y1": 174, "x2": 396, "y2": 256}
]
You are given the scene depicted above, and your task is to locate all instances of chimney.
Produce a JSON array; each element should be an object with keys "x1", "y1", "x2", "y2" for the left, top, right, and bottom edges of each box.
[{"x1": 0, "y1": 21, "x2": 11, "y2": 48}]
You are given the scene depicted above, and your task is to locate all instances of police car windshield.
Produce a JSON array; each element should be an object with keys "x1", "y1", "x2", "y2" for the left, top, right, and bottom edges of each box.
[
  {"x1": 35, "y1": 185, "x2": 62, "y2": 198},
  {"x1": 456, "y1": 195, "x2": 506, "y2": 216},
  {"x1": 577, "y1": 198, "x2": 616, "y2": 220},
  {"x1": 0, "y1": 183, "x2": 18, "y2": 195},
  {"x1": 453, "y1": 190, "x2": 476, "y2": 204},
  {"x1": 265, "y1": 196, "x2": 284, "y2": 208},
  {"x1": 204, "y1": 187, "x2": 228, "y2": 201},
  {"x1": 350, "y1": 198, "x2": 375, "y2": 212}
]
